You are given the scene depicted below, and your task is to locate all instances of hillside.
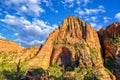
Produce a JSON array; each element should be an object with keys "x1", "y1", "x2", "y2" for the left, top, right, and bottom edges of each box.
[
  {"x1": 0, "y1": 39, "x2": 24, "y2": 53},
  {"x1": 0, "y1": 39, "x2": 41, "y2": 79}
]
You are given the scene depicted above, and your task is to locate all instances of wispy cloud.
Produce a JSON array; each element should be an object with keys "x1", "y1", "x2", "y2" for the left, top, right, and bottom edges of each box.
[
  {"x1": 85, "y1": 16, "x2": 98, "y2": 22},
  {"x1": 0, "y1": 14, "x2": 58, "y2": 47},
  {"x1": 0, "y1": 33, "x2": 6, "y2": 39},
  {"x1": 0, "y1": 0, "x2": 54, "y2": 17},
  {"x1": 74, "y1": 5, "x2": 105, "y2": 15},
  {"x1": 90, "y1": 22, "x2": 102, "y2": 30},
  {"x1": 61, "y1": 0, "x2": 75, "y2": 8},
  {"x1": 103, "y1": 17, "x2": 111, "y2": 23},
  {"x1": 61, "y1": 0, "x2": 91, "y2": 8}
]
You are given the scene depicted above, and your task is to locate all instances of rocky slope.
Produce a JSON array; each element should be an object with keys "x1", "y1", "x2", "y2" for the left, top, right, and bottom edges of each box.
[
  {"x1": 0, "y1": 38, "x2": 41, "y2": 62},
  {"x1": 31, "y1": 16, "x2": 114, "y2": 80},
  {"x1": 98, "y1": 22, "x2": 120, "y2": 80},
  {"x1": 0, "y1": 39, "x2": 24, "y2": 53},
  {"x1": 0, "y1": 39, "x2": 42, "y2": 79}
]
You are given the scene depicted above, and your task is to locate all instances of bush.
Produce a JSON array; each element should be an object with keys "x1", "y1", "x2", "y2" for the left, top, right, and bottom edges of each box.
[
  {"x1": 31, "y1": 68, "x2": 45, "y2": 76},
  {"x1": 104, "y1": 57, "x2": 114, "y2": 70},
  {"x1": 48, "y1": 63, "x2": 62, "y2": 78},
  {"x1": 0, "y1": 58, "x2": 30, "y2": 80},
  {"x1": 74, "y1": 67, "x2": 100, "y2": 80},
  {"x1": 65, "y1": 66, "x2": 74, "y2": 71},
  {"x1": 84, "y1": 72, "x2": 96, "y2": 80},
  {"x1": 0, "y1": 71, "x2": 6, "y2": 80}
]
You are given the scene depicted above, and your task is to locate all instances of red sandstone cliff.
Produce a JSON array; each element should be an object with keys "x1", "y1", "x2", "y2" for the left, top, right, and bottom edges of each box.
[
  {"x1": 31, "y1": 16, "x2": 114, "y2": 80},
  {"x1": 98, "y1": 22, "x2": 120, "y2": 80}
]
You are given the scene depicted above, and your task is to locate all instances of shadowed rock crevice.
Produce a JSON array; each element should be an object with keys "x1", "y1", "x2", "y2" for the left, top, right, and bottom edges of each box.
[
  {"x1": 50, "y1": 47, "x2": 72, "y2": 67},
  {"x1": 98, "y1": 22, "x2": 120, "y2": 80}
]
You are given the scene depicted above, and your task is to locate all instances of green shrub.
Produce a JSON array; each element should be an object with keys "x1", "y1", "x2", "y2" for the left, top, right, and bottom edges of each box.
[
  {"x1": 0, "y1": 71, "x2": 6, "y2": 80},
  {"x1": 74, "y1": 43, "x2": 85, "y2": 49},
  {"x1": 109, "y1": 34, "x2": 120, "y2": 47},
  {"x1": 0, "y1": 59, "x2": 30, "y2": 80},
  {"x1": 31, "y1": 68, "x2": 45, "y2": 76},
  {"x1": 48, "y1": 63, "x2": 62, "y2": 78},
  {"x1": 104, "y1": 57, "x2": 114, "y2": 70},
  {"x1": 74, "y1": 67, "x2": 101, "y2": 80},
  {"x1": 89, "y1": 48, "x2": 96, "y2": 54},
  {"x1": 65, "y1": 66, "x2": 74, "y2": 71},
  {"x1": 84, "y1": 72, "x2": 95, "y2": 80}
]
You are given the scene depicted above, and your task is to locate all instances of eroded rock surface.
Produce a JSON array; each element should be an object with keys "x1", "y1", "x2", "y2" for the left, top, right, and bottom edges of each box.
[
  {"x1": 31, "y1": 16, "x2": 113, "y2": 80},
  {"x1": 98, "y1": 22, "x2": 120, "y2": 80}
]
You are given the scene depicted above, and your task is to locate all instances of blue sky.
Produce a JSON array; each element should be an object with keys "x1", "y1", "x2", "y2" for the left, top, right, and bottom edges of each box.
[{"x1": 0, "y1": 0, "x2": 120, "y2": 47}]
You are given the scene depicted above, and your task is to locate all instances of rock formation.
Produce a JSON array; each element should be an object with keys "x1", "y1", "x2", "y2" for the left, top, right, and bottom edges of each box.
[
  {"x1": 98, "y1": 22, "x2": 120, "y2": 59},
  {"x1": 31, "y1": 16, "x2": 114, "y2": 80},
  {"x1": 98, "y1": 22, "x2": 120, "y2": 80},
  {"x1": 0, "y1": 39, "x2": 42, "y2": 80},
  {"x1": 0, "y1": 38, "x2": 41, "y2": 62},
  {"x1": 0, "y1": 39, "x2": 24, "y2": 53}
]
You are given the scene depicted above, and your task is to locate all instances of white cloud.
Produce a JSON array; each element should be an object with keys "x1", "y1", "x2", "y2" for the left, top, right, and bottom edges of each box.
[
  {"x1": 29, "y1": 0, "x2": 38, "y2": 4},
  {"x1": 21, "y1": 5, "x2": 27, "y2": 11},
  {"x1": 61, "y1": 0, "x2": 75, "y2": 8},
  {"x1": 115, "y1": 12, "x2": 120, "y2": 21},
  {"x1": 0, "y1": 14, "x2": 58, "y2": 47},
  {"x1": 90, "y1": 23, "x2": 97, "y2": 28},
  {"x1": 83, "y1": 0, "x2": 90, "y2": 5},
  {"x1": 91, "y1": 16, "x2": 97, "y2": 22},
  {"x1": 1, "y1": 0, "x2": 48, "y2": 17},
  {"x1": 85, "y1": 16, "x2": 97, "y2": 22},
  {"x1": 74, "y1": 5, "x2": 105, "y2": 15},
  {"x1": 90, "y1": 22, "x2": 102, "y2": 30},
  {"x1": 103, "y1": 17, "x2": 111, "y2": 23},
  {"x1": 15, "y1": 39, "x2": 44, "y2": 47},
  {"x1": 41, "y1": 0, "x2": 52, "y2": 7},
  {"x1": 0, "y1": 33, "x2": 6, "y2": 39},
  {"x1": 61, "y1": 0, "x2": 91, "y2": 8},
  {"x1": 63, "y1": 0, "x2": 75, "y2": 3},
  {"x1": 76, "y1": 0, "x2": 81, "y2": 4},
  {"x1": 98, "y1": 5, "x2": 104, "y2": 9},
  {"x1": 29, "y1": 40, "x2": 44, "y2": 46},
  {"x1": 14, "y1": 33, "x2": 19, "y2": 36}
]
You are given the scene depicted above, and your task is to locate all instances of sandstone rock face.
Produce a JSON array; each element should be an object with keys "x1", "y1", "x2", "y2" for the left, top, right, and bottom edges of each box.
[
  {"x1": 98, "y1": 22, "x2": 120, "y2": 80},
  {"x1": 0, "y1": 38, "x2": 41, "y2": 63},
  {"x1": 98, "y1": 23, "x2": 120, "y2": 59},
  {"x1": 0, "y1": 39, "x2": 24, "y2": 53},
  {"x1": 31, "y1": 16, "x2": 113, "y2": 80}
]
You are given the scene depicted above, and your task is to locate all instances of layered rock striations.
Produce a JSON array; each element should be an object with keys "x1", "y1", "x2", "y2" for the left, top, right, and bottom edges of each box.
[
  {"x1": 98, "y1": 22, "x2": 120, "y2": 80},
  {"x1": 31, "y1": 16, "x2": 113, "y2": 80},
  {"x1": 98, "y1": 22, "x2": 120, "y2": 59}
]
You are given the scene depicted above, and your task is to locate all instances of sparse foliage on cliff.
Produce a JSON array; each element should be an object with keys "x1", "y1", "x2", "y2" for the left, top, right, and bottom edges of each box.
[{"x1": 109, "y1": 34, "x2": 120, "y2": 47}]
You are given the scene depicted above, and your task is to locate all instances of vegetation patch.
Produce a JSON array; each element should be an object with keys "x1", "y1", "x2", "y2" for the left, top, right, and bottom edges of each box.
[
  {"x1": 0, "y1": 52, "x2": 31, "y2": 80},
  {"x1": 74, "y1": 42, "x2": 85, "y2": 49},
  {"x1": 109, "y1": 34, "x2": 120, "y2": 48},
  {"x1": 48, "y1": 63, "x2": 62, "y2": 78},
  {"x1": 104, "y1": 57, "x2": 114, "y2": 71}
]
